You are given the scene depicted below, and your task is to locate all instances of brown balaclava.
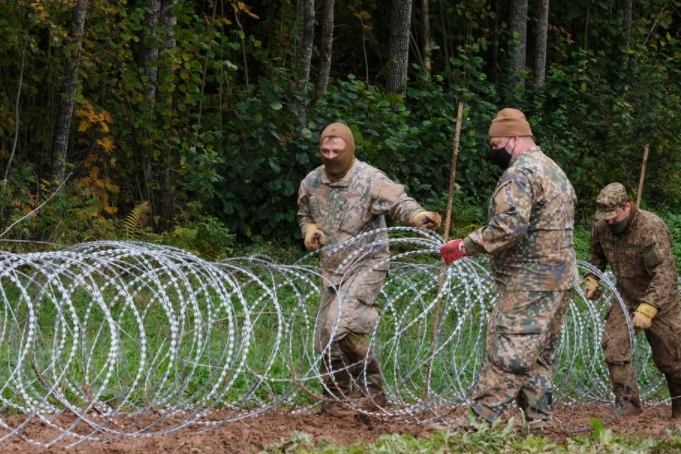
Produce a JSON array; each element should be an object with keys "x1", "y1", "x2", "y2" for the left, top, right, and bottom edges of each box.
[
  {"x1": 488, "y1": 108, "x2": 533, "y2": 137},
  {"x1": 320, "y1": 122, "x2": 355, "y2": 180}
]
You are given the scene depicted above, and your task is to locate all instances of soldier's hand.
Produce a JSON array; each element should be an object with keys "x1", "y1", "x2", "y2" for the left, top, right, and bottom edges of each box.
[
  {"x1": 440, "y1": 239, "x2": 468, "y2": 265},
  {"x1": 413, "y1": 211, "x2": 442, "y2": 231},
  {"x1": 584, "y1": 275, "x2": 603, "y2": 300},
  {"x1": 632, "y1": 301, "x2": 658, "y2": 330},
  {"x1": 303, "y1": 224, "x2": 326, "y2": 251}
]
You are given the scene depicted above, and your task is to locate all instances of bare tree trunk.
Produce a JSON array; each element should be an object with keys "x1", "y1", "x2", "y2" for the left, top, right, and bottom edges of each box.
[
  {"x1": 315, "y1": 0, "x2": 335, "y2": 99},
  {"x1": 294, "y1": 0, "x2": 315, "y2": 124},
  {"x1": 51, "y1": 0, "x2": 88, "y2": 185},
  {"x1": 622, "y1": 0, "x2": 632, "y2": 48},
  {"x1": 438, "y1": 0, "x2": 452, "y2": 82},
  {"x1": 5, "y1": 36, "x2": 27, "y2": 183},
  {"x1": 386, "y1": 0, "x2": 413, "y2": 94},
  {"x1": 534, "y1": 0, "x2": 549, "y2": 89},
  {"x1": 508, "y1": 0, "x2": 528, "y2": 90},
  {"x1": 139, "y1": 0, "x2": 161, "y2": 103},
  {"x1": 421, "y1": 0, "x2": 431, "y2": 79},
  {"x1": 137, "y1": 0, "x2": 161, "y2": 208},
  {"x1": 157, "y1": 0, "x2": 178, "y2": 230}
]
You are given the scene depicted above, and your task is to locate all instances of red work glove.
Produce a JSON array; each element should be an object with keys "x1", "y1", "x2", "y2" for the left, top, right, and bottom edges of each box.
[{"x1": 440, "y1": 239, "x2": 468, "y2": 265}]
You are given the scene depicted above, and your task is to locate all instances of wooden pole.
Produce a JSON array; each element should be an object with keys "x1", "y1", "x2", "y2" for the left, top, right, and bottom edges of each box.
[
  {"x1": 424, "y1": 101, "x2": 464, "y2": 398},
  {"x1": 636, "y1": 144, "x2": 649, "y2": 209}
]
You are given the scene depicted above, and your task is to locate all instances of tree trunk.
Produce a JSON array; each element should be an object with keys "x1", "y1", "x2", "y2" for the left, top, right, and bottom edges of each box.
[
  {"x1": 137, "y1": 0, "x2": 161, "y2": 208},
  {"x1": 138, "y1": 0, "x2": 161, "y2": 103},
  {"x1": 51, "y1": 0, "x2": 88, "y2": 185},
  {"x1": 386, "y1": 0, "x2": 413, "y2": 94},
  {"x1": 294, "y1": 0, "x2": 315, "y2": 124},
  {"x1": 622, "y1": 0, "x2": 632, "y2": 48},
  {"x1": 315, "y1": 0, "x2": 335, "y2": 99},
  {"x1": 534, "y1": 0, "x2": 549, "y2": 89},
  {"x1": 157, "y1": 0, "x2": 178, "y2": 230},
  {"x1": 437, "y1": 0, "x2": 452, "y2": 82},
  {"x1": 508, "y1": 0, "x2": 528, "y2": 90},
  {"x1": 421, "y1": 0, "x2": 431, "y2": 79}
]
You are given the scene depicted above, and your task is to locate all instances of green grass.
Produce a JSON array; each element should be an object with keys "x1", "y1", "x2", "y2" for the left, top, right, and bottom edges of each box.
[{"x1": 258, "y1": 418, "x2": 681, "y2": 453}]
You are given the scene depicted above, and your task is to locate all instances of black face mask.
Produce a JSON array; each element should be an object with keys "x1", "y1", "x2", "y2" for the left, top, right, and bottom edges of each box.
[
  {"x1": 608, "y1": 215, "x2": 629, "y2": 234},
  {"x1": 488, "y1": 139, "x2": 512, "y2": 169}
]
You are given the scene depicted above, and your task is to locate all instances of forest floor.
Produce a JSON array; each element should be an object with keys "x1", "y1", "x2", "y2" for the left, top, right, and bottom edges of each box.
[{"x1": 1, "y1": 402, "x2": 679, "y2": 453}]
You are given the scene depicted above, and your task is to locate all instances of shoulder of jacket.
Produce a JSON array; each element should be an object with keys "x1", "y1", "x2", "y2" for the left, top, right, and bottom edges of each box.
[
  {"x1": 637, "y1": 210, "x2": 671, "y2": 234},
  {"x1": 302, "y1": 166, "x2": 324, "y2": 185}
]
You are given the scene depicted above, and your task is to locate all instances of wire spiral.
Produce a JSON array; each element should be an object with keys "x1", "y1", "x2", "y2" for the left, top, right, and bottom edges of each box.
[{"x1": 0, "y1": 230, "x2": 666, "y2": 446}]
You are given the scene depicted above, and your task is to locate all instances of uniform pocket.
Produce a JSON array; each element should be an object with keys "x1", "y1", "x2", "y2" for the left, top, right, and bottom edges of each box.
[
  {"x1": 642, "y1": 237, "x2": 662, "y2": 271},
  {"x1": 491, "y1": 324, "x2": 543, "y2": 375}
]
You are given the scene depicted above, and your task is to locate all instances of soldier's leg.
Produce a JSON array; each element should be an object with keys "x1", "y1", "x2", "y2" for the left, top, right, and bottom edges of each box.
[
  {"x1": 666, "y1": 373, "x2": 681, "y2": 419},
  {"x1": 470, "y1": 290, "x2": 558, "y2": 423},
  {"x1": 315, "y1": 287, "x2": 353, "y2": 413},
  {"x1": 339, "y1": 333, "x2": 386, "y2": 408},
  {"x1": 645, "y1": 312, "x2": 681, "y2": 419},
  {"x1": 601, "y1": 301, "x2": 641, "y2": 416},
  {"x1": 337, "y1": 276, "x2": 386, "y2": 408},
  {"x1": 319, "y1": 342, "x2": 353, "y2": 413},
  {"x1": 517, "y1": 290, "x2": 572, "y2": 421}
]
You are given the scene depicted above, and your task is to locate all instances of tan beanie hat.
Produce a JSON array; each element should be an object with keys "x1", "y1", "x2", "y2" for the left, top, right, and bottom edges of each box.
[
  {"x1": 488, "y1": 108, "x2": 533, "y2": 137},
  {"x1": 320, "y1": 122, "x2": 355, "y2": 179}
]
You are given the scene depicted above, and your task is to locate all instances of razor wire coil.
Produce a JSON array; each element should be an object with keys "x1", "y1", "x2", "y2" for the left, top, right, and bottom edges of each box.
[{"x1": 0, "y1": 229, "x2": 668, "y2": 447}]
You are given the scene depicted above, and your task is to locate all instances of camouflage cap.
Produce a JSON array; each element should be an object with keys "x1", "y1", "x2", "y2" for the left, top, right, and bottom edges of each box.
[{"x1": 595, "y1": 183, "x2": 629, "y2": 221}]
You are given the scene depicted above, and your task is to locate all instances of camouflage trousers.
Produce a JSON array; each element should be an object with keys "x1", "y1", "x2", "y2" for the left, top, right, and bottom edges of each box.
[
  {"x1": 601, "y1": 300, "x2": 681, "y2": 391},
  {"x1": 314, "y1": 271, "x2": 386, "y2": 356},
  {"x1": 315, "y1": 272, "x2": 386, "y2": 400},
  {"x1": 470, "y1": 289, "x2": 573, "y2": 423}
]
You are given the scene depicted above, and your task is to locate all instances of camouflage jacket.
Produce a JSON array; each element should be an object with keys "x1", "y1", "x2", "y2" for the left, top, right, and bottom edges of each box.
[
  {"x1": 463, "y1": 147, "x2": 579, "y2": 291},
  {"x1": 588, "y1": 209, "x2": 679, "y2": 315},
  {"x1": 297, "y1": 160, "x2": 425, "y2": 286}
]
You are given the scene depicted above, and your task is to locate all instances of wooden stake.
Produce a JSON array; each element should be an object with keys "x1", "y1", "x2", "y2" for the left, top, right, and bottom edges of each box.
[
  {"x1": 424, "y1": 101, "x2": 464, "y2": 399},
  {"x1": 636, "y1": 144, "x2": 649, "y2": 209}
]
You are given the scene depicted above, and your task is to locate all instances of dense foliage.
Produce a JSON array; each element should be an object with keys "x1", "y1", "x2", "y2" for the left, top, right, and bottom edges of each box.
[{"x1": 0, "y1": 0, "x2": 679, "y2": 254}]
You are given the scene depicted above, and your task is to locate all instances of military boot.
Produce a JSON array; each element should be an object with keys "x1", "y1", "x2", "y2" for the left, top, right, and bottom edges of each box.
[
  {"x1": 665, "y1": 373, "x2": 681, "y2": 419},
  {"x1": 339, "y1": 334, "x2": 386, "y2": 410},
  {"x1": 319, "y1": 358, "x2": 352, "y2": 415},
  {"x1": 608, "y1": 363, "x2": 642, "y2": 418},
  {"x1": 358, "y1": 356, "x2": 386, "y2": 409}
]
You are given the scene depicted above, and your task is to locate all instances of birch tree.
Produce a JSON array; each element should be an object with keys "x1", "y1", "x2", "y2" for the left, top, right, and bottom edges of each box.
[{"x1": 52, "y1": 0, "x2": 88, "y2": 185}]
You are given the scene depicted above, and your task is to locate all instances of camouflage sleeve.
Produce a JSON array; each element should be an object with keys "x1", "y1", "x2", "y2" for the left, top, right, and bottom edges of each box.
[
  {"x1": 296, "y1": 178, "x2": 315, "y2": 236},
  {"x1": 587, "y1": 223, "x2": 608, "y2": 276},
  {"x1": 369, "y1": 176, "x2": 424, "y2": 225},
  {"x1": 464, "y1": 171, "x2": 533, "y2": 255},
  {"x1": 641, "y1": 223, "x2": 678, "y2": 310}
]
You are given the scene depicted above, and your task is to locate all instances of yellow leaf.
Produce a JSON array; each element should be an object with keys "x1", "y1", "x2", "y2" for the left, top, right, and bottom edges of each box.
[{"x1": 97, "y1": 136, "x2": 116, "y2": 153}]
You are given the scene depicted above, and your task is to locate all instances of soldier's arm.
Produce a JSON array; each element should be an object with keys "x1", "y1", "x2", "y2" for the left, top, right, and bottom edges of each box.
[
  {"x1": 586, "y1": 223, "x2": 608, "y2": 274},
  {"x1": 369, "y1": 177, "x2": 424, "y2": 225},
  {"x1": 463, "y1": 171, "x2": 533, "y2": 255},
  {"x1": 296, "y1": 179, "x2": 316, "y2": 235},
  {"x1": 641, "y1": 223, "x2": 678, "y2": 310}
]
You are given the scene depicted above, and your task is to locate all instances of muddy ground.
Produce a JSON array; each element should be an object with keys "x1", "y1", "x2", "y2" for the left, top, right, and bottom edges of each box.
[{"x1": 1, "y1": 402, "x2": 679, "y2": 453}]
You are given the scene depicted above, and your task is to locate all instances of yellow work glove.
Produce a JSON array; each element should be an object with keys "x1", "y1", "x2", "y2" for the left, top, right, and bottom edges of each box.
[
  {"x1": 412, "y1": 211, "x2": 442, "y2": 231},
  {"x1": 632, "y1": 302, "x2": 658, "y2": 330},
  {"x1": 584, "y1": 275, "x2": 603, "y2": 300},
  {"x1": 303, "y1": 224, "x2": 326, "y2": 251}
]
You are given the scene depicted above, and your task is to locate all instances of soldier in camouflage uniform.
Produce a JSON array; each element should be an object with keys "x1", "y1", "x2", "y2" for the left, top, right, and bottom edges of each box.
[
  {"x1": 297, "y1": 122, "x2": 441, "y2": 414},
  {"x1": 584, "y1": 182, "x2": 681, "y2": 419},
  {"x1": 440, "y1": 108, "x2": 578, "y2": 425}
]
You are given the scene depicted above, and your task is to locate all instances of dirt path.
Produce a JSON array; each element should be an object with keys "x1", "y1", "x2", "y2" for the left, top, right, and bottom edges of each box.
[{"x1": 1, "y1": 402, "x2": 679, "y2": 453}]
